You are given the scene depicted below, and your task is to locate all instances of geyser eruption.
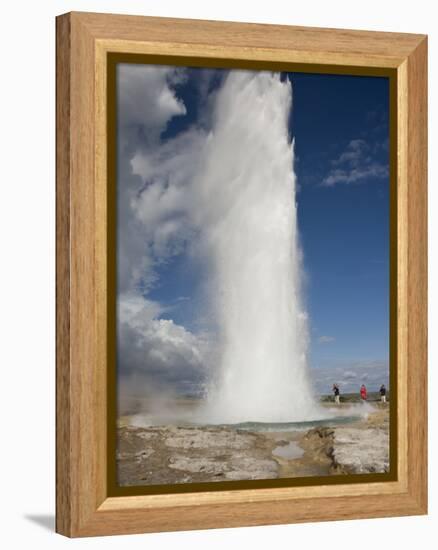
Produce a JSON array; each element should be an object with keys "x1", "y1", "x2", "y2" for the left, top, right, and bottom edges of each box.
[{"x1": 196, "y1": 70, "x2": 319, "y2": 423}]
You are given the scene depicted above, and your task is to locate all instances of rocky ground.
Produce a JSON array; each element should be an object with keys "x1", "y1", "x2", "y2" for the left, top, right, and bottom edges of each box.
[{"x1": 117, "y1": 404, "x2": 390, "y2": 486}]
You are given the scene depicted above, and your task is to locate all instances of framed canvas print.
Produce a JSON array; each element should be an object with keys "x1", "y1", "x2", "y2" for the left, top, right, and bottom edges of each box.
[{"x1": 56, "y1": 12, "x2": 428, "y2": 537}]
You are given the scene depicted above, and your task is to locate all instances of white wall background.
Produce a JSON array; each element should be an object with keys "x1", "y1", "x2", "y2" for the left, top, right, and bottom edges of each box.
[{"x1": 0, "y1": 1, "x2": 435, "y2": 547}]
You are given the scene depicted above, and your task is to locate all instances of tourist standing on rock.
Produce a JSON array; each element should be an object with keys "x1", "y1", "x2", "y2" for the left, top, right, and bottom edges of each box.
[
  {"x1": 332, "y1": 384, "x2": 340, "y2": 405},
  {"x1": 380, "y1": 384, "x2": 387, "y2": 403},
  {"x1": 360, "y1": 384, "x2": 367, "y2": 401}
]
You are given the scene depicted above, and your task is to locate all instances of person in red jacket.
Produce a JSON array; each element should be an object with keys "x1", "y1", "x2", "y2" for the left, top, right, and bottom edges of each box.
[{"x1": 360, "y1": 384, "x2": 367, "y2": 401}]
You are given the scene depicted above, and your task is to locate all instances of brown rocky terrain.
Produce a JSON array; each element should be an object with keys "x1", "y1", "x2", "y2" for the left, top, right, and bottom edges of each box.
[{"x1": 117, "y1": 405, "x2": 390, "y2": 486}]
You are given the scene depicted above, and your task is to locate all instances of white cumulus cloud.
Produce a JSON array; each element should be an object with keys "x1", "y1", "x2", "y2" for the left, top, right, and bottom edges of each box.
[
  {"x1": 321, "y1": 138, "x2": 388, "y2": 187},
  {"x1": 318, "y1": 335, "x2": 335, "y2": 343}
]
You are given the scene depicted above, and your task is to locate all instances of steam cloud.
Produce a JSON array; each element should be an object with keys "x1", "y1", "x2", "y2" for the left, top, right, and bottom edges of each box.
[{"x1": 117, "y1": 65, "x2": 319, "y2": 423}]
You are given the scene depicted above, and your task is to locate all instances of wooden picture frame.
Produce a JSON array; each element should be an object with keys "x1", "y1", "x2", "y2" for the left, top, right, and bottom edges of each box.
[{"x1": 56, "y1": 11, "x2": 427, "y2": 537}]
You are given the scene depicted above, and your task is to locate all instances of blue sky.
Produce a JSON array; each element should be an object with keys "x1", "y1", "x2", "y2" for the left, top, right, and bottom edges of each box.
[
  {"x1": 116, "y1": 65, "x2": 389, "y2": 397},
  {"x1": 291, "y1": 73, "x2": 389, "y2": 380}
]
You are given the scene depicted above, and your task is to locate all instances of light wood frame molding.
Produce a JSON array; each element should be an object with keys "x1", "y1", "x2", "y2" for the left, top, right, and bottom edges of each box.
[{"x1": 56, "y1": 11, "x2": 427, "y2": 537}]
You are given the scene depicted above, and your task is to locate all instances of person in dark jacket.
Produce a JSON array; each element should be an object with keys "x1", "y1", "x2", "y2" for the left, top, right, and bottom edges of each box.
[
  {"x1": 332, "y1": 383, "x2": 340, "y2": 405},
  {"x1": 379, "y1": 384, "x2": 387, "y2": 404}
]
